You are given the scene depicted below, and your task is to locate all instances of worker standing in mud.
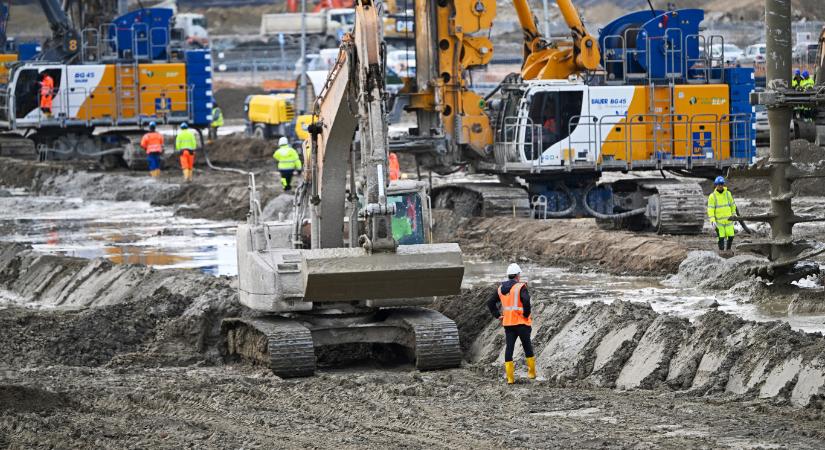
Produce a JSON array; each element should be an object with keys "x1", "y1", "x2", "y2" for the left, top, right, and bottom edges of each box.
[
  {"x1": 273, "y1": 136, "x2": 302, "y2": 191},
  {"x1": 38, "y1": 72, "x2": 54, "y2": 118},
  {"x1": 707, "y1": 176, "x2": 737, "y2": 254},
  {"x1": 487, "y1": 263, "x2": 537, "y2": 384},
  {"x1": 140, "y1": 122, "x2": 165, "y2": 178},
  {"x1": 176, "y1": 123, "x2": 198, "y2": 182},
  {"x1": 209, "y1": 103, "x2": 223, "y2": 143}
]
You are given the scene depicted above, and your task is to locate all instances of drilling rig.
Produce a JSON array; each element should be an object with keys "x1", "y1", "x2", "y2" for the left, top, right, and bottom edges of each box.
[{"x1": 392, "y1": 1, "x2": 756, "y2": 234}]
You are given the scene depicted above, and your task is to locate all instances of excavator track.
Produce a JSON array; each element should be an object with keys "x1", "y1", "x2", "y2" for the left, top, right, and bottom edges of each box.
[
  {"x1": 222, "y1": 318, "x2": 316, "y2": 378},
  {"x1": 433, "y1": 183, "x2": 530, "y2": 218},
  {"x1": 391, "y1": 308, "x2": 462, "y2": 370},
  {"x1": 221, "y1": 308, "x2": 462, "y2": 377},
  {"x1": 642, "y1": 181, "x2": 705, "y2": 235}
]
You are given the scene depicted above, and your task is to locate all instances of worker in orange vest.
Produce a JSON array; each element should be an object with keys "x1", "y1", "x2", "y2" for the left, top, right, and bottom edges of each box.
[
  {"x1": 39, "y1": 72, "x2": 54, "y2": 117},
  {"x1": 487, "y1": 263, "x2": 536, "y2": 384},
  {"x1": 140, "y1": 121, "x2": 165, "y2": 178},
  {"x1": 388, "y1": 152, "x2": 401, "y2": 181}
]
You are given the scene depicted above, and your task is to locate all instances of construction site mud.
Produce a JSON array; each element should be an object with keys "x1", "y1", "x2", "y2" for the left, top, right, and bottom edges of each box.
[{"x1": 2, "y1": 157, "x2": 825, "y2": 447}]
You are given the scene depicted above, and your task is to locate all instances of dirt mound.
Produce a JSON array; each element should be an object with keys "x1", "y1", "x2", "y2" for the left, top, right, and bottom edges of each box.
[
  {"x1": 435, "y1": 211, "x2": 689, "y2": 275},
  {"x1": 666, "y1": 250, "x2": 765, "y2": 289},
  {"x1": 456, "y1": 286, "x2": 825, "y2": 407},
  {"x1": 213, "y1": 86, "x2": 268, "y2": 120},
  {"x1": 732, "y1": 140, "x2": 825, "y2": 198},
  {"x1": 204, "y1": 136, "x2": 273, "y2": 164},
  {"x1": 432, "y1": 287, "x2": 497, "y2": 354},
  {"x1": 0, "y1": 157, "x2": 280, "y2": 221},
  {"x1": 0, "y1": 243, "x2": 241, "y2": 368}
]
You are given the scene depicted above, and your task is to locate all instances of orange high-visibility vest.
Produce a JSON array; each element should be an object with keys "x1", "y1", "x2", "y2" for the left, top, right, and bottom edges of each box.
[
  {"x1": 498, "y1": 282, "x2": 532, "y2": 327},
  {"x1": 40, "y1": 75, "x2": 54, "y2": 109},
  {"x1": 140, "y1": 131, "x2": 165, "y2": 154},
  {"x1": 388, "y1": 153, "x2": 400, "y2": 181}
]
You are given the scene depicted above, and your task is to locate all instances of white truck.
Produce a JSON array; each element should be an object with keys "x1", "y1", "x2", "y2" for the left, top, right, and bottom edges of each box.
[
  {"x1": 174, "y1": 12, "x2": 209, "y2": 47},
  {"x1": 260, "y1": 8, "x2": 354, "y2": 50}
]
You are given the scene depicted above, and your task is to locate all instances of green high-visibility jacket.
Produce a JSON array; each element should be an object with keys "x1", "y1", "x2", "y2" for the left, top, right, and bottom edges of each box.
[
  {"x1": 707, "y1": 188, "x2": 737, "y2": 225},
  {"x1": 273, "y1": 144, "x2": 302, "y2": 170},
  {"x1": 176, "y1": 129, "x2": 198, "y2": 151},
  {"x1": 799, "y1": 77, "x2": 815, "y2": 90},
  {"x1": 211, "y1": 107, "x2": 224, "y2": 128}
]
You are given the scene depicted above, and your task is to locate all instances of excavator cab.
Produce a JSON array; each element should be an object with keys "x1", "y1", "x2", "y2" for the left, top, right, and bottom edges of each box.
[{"x1": 387, "y1": 180, "x2": 431, "y2": 245}]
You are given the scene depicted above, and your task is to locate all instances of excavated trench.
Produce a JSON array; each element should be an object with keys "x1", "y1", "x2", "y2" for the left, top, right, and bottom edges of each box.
[{"x1": 3, "y1": 157, "x2": 825, "y2": 446}]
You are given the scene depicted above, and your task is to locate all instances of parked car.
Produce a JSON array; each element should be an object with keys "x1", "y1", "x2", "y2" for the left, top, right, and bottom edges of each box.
[
  {"x1": 741, "y1": 43, "x2": 766, "y2": 65},
  {"x1": 710, "y1": 43, "x2": 744, "y2": 64}
]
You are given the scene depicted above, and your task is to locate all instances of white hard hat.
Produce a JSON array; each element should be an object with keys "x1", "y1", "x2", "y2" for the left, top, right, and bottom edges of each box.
[
  {"x1": 278, "y1": 136, "x2": 289, "y2": 146},
  {"x1": 506, "y1": 263, "x2": 522, "y2": 276}
]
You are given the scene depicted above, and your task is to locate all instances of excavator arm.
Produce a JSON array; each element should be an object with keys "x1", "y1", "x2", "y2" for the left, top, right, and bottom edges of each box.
[
  {"x1": 35, "y1": 0, "x2": 81, "y2": 62},
  {"x1": 514, "y1": 0, "x2": 600, "y2": 79},
  {"x1": 305, "y1": 0, "x2": 395, "y2": 252}
]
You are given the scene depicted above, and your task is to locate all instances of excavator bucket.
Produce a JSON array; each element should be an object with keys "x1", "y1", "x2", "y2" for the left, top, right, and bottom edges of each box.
[
  {"x1": 235, "y1": 223, "x2": 464, "y2": 312},
  {"x1": 301, "y1": 243, "x2": 464, "y2": 302}
]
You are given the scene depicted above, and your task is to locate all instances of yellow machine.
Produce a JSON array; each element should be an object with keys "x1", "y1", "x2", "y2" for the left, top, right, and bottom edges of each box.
[
  {"x1": 395, "y1": 1, "x2": 755, "y2": 233},
  {"x1": 244, "y1": 93, "x2": 297, "y2": 140}
]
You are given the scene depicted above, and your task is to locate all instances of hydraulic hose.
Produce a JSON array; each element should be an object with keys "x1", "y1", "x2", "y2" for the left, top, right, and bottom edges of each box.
[
  {"x1": 582, "y1": 183, "x2": 646, "y2": 220},
  {"x1": 534, "y1": 182, "x2": 578, "y2": 218}
]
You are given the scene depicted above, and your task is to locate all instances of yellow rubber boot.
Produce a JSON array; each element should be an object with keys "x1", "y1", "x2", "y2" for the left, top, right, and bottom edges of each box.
[
  {"x1": 526, "y1": 356, "x2": 537, "y2": 380},
  {"x1": 505, "y1": 361, "x2": 515, "y2": 384}
]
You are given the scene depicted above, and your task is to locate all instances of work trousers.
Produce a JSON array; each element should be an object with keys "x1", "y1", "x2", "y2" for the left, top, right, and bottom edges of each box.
[
  {"x1": 279, "y1": 169, "x2": 294, "y2": 191},
  {"x1": 208, "y1": 126, "x2": 218, "y2": 141},
  {"x1": 179, "y1": 149, "x2": 195, "y2": 170},
  {"x1": 718, "y1": 237, "x2": 734, "y2": 251},
  {"x1": 504, "y1": 324, "x2": 534, "y2": 362}
]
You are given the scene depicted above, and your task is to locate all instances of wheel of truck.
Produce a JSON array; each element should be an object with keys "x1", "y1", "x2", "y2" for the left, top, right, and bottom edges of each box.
[
  {"x1": 324, "y1": 36, "x2": 338, "y2": 49},
  {"x1": 253, "y1": 124, "x2": 267, "y2": 140}
]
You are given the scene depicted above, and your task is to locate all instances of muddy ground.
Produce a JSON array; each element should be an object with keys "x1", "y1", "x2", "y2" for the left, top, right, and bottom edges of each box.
[
  {"x1": 2, "y1": 155, "x2": 825, "y2": 447},
  {"x1": 1, "y1": 243, "x2": 825, "y2": 448}
]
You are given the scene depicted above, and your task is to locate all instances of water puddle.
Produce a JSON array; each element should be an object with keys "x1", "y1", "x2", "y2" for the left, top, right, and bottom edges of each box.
[
  {"x1": 464, "y1": 260, "x2": 825, "y2": 334},
  {"x1": 0, "y1": 190, "x2": 237, "y2": 276},
  {"x1": 3, "y1": 189, "x2": 824, "y2": 333}
]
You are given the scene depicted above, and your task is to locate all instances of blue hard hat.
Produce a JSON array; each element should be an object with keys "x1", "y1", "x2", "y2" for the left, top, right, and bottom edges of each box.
[
  {"x1": 149, "y1": 121, "x2": 157, "y2": 128},
  {"x1": 714, "y1": 176, "x2": 726, "y2": 185},
  {"x1": 180, "y1": 122, "x2": 189, "y2": 129},
  {"x1": 795, "y1": 69, "x2": 801, "y2": 75},
  {"x1": 802, "y1": 70, "x2": 809, "y2": 77}
]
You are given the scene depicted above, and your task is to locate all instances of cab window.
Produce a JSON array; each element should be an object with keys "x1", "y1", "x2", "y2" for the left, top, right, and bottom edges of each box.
[
  {"x1": 388, "y1": 192, "x2": 426, "y2": 245},
  {"x1": 527, "y1": 90, "x2": 584, "y2": 158}
]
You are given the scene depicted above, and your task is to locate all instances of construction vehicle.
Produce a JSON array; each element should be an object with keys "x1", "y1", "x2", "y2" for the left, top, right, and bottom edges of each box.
[
  {"x1": 393, "y1": 1, "x2": 756, "y2": 234},
  {"x1": 222, "y1": 0, "x2": 464, "y2": 378},
  {"x1": 259, "y1": 8, "x2": 354, "y2": 50},
  {"x1": 244, "y1": 93, "x2": 297, "y2": 140},
  {"x1": 0, "y1": 2, "x2": 214, "y2": 167}
]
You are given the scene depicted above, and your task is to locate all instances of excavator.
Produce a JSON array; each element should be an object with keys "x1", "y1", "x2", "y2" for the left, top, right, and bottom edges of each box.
[
  {"x1": 222, "y1": 0, "x2": 464, "y2": 378},
  {"x1": 394, "y1": 0, "x2": 755, "y2": 234}
]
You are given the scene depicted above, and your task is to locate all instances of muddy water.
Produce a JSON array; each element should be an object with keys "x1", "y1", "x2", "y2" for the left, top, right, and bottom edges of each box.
[
  {"x1": 464, "y1": 260, "x2": 825, "y2": 334},
  {"x1": 0, "y1": 189, "x2": 237, "y2": 276},
  {"x1": 4, "y1": 190, "x2": 825, "y2": 333}
]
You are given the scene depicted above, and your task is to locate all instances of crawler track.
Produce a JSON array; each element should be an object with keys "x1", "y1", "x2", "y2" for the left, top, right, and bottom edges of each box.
[{"x1": 643, "y1": 181, "x2": 705, "y2": 234}]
